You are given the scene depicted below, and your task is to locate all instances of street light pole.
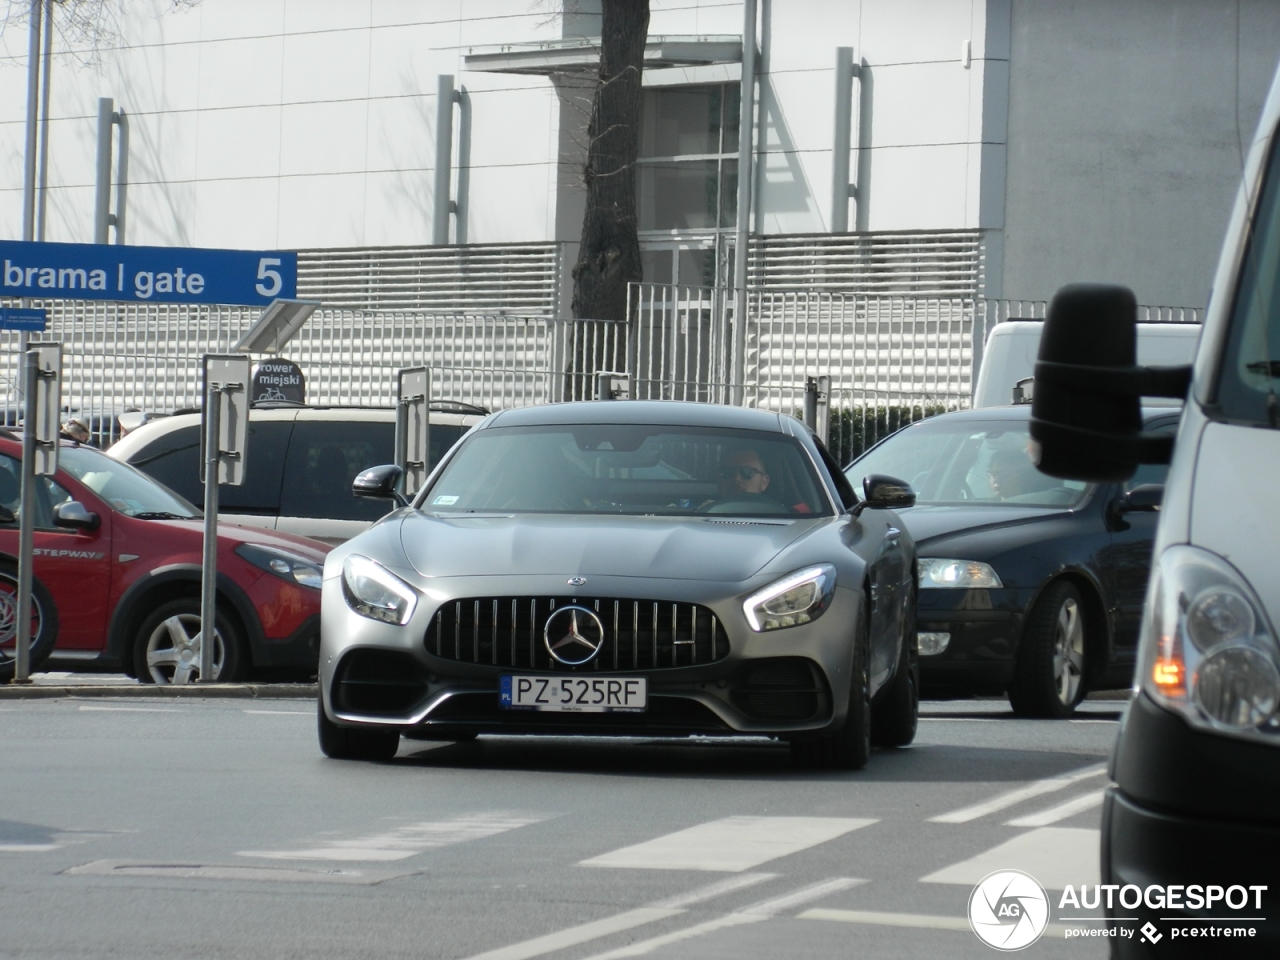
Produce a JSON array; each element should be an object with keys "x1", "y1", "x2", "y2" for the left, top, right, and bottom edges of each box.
[{"x1": 20, "y1": 0, "x2": 43, "y2": 370}]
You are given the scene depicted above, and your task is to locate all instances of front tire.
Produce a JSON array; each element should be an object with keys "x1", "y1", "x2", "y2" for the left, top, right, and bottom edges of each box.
[
  {"x1": 872, "y1": 593, "x2": 918, "y2": 747},
  {"x1": 133, "y1": 598, "x2": 246, "y2": 684},
  {"x1": 318, "y1": 696, "x2": 400, "y2": 761},
  {"x1": 791, "y1": 607, "x2": 871, "y2": 770},
  {"x1": 1008, "y1": 580, "x2": 1087, "y2": 718}
]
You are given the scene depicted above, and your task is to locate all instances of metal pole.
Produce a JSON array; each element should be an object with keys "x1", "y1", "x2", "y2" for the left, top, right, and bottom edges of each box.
[
  {"x1": 94, "y1": 97, "x2": 113, "y2": 244},
  {"x1": 22, "y1": 0, "x2": 41, "y2": 244},
  {"x1": 199, "y1": 382, "x2": 221, "y2": 681},
  {"x1": 35, "y1": 0, "x2": 53, "y2": 242},
  {"x1": 113, "y1": 110, "x2": 129, "y2": 244},
  {"x1": 830, "y1": 47, "x2": 855, "y2": 233},
  {"x1": 14, "y1": 351, "x2": 39, "y2": 683},
  {"x1": 731, "y1": 0, "x2": 758, "y2": 405},
  {"x1": 433, "y1": 75, "x2": 455, "y2": 245}
]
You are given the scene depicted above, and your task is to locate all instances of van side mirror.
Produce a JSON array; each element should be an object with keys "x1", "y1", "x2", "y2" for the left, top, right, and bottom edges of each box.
[
  {"x1": 53, "y1": 500, "x2": 100, "y2": 531},
  {"x1": 853, "y1": 474, "x2": 916, "y2": 516},
  {"x1": 352, "y1": 464, "x2": 408, "y2": 507},
  {"x1": 1030, "y1": 284, "x2": 1193, "y2": 482}
]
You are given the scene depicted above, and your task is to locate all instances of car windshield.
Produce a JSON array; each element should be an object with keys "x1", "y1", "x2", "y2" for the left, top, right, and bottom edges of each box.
[
  {"x1": 1218, "y1": 134, "x2": 1280, "y2": 426},
  {"x1": 422, "y1": 424, "x2": 832, "y2": 518},
  {"x1": 59, "y1": 445, "x2": 200, "y2": 518},
  {"x1": 846, "y1": 418, "x2": 1091, "y2": 508}
]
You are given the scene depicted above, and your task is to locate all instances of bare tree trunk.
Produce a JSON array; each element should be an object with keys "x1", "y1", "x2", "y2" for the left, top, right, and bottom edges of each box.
[{"x1": 571, "y1": 0, "x2": 648, "y2": 329}]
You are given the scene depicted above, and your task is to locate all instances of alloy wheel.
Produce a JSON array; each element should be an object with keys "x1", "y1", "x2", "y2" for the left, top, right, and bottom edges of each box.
[
  {"x1": 144, "y1": 612, "x2": 224, "y2": 684},
  {"x1": 1052, "y1": 597, "x2": 1084, "y2": 706}
]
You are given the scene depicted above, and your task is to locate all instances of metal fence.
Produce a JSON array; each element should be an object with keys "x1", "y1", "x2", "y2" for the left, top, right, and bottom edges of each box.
[{"x1": 0, "y1": 285, "x2": 1203, "y2": 454}]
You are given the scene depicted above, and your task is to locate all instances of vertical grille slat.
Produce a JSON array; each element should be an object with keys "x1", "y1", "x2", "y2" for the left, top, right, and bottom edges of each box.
[{"x1": 426, "y1": 596, "x2": 730, "y2": 671}]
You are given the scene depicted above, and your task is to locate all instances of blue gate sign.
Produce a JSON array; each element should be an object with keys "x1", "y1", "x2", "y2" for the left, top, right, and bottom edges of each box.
[
  {"x1": 0, "y1": 239, "x2": 297, "y2": 306},
  {"x1": 0, "y1": 308, "x2": 48, "y2": 331}
]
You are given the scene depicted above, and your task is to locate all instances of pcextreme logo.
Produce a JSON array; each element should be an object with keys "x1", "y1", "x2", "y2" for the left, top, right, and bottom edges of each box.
[{"x1": 969, "y1": 870, "x2": 1050, "y2": 951}]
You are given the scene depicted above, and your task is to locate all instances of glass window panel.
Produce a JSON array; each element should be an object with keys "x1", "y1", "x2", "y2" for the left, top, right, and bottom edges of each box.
[
  {"x1": 638, "y1": 160, "x2": 720, "y2": 231},
  {"x1": 677, "y1": 248, "x2": 716, "y2": 287},
  {"x1": 722, "y1": 84, "x2": 741, "y2": 154},
  {"x1": 719, "y1": 158, "x2": 738, "y2": 228},
  {"x1": 639, "y1": 88, "x2": 721, "y2": 158},
  {"x1": 279, "y1": 420, "x2": 395, "y2": 521},
  {"x1": 641, "y1": 249, "x2": 675, "y2": 285}
]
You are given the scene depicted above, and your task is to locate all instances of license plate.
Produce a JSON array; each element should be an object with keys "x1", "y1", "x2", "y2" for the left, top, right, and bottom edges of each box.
[{"x1": 500, "y1": 675, "x2": 647, "y2": 713}]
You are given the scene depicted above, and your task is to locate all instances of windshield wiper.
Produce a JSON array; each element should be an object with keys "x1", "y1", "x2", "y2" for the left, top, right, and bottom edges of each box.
[
  {"x1": 130, "y1": 511, "x2": 197, "y2": 520},
  {"x1": 1246, "y1": 360, "x2": 1280, "y2": 377}
]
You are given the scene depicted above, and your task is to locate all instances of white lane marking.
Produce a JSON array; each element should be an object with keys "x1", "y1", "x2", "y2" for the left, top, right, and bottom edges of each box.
[
  {"x1": 1004, "y1": 789, "x2": 1106, "y2": 828},
  {"x1": 461, "y1": 874, "x2": 775, "y2": 960},
  {"x1": 920, "y1": 826, "x2": 1100, "y2": 889},
  {"x1": 580, "y1": 816, "x2": 876, "y2": 872},
  {"x1": 801, "y1": 908, "x2": 1087, "y2": 938},
  {"x1": 77, "y1": 705, "x2": 179, "y2": 713},
  {"x1": 66, "y1": 859, "x2": 414, "y2": 885},
  {"x1": 577, "y1": 878, "x2": 865, "y2": 960},
  {"x1": 242, "y1": 709, "x2": 311, "y2": 715},
  {"x1": 650, "y1": 872, "x2": 777, "y2": 909},
  {"x1": 927, "y1": 763, "x2": 1107, "y2": 823},
  {"x1": 239, "y1": 812, "x2": 546, "y2": 862},
  {"x1": 0, "y1": 844, "x2": 60, "y2": 852}
]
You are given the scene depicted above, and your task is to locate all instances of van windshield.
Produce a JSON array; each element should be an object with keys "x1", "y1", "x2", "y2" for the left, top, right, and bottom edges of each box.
[{"x1": 1219, "y1": 136, "x2": 1280, "y2": 426}]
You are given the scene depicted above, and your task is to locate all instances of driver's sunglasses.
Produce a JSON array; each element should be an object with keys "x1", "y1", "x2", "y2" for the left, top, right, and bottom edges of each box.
[{"x1": 721, "y1": 465, "x2": 764, "y2": 481}]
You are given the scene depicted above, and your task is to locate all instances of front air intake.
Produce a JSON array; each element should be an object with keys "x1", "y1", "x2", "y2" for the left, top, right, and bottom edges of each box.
[{"x1": 332, "y1": 649, "x2": 428, "y2": 715}]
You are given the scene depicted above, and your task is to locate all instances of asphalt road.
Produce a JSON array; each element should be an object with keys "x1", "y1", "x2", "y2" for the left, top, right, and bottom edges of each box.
[{"x1": 0, "y1": 696, "x2": 1125, "y2": 960}]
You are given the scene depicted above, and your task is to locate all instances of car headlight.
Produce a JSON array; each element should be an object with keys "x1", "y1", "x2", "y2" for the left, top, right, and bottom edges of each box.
[
  {"x1": 341, "y1": 555, "x2": 418, "y2": 625},
  {"x1": 918, "y1": 558, "x2": 1003, "y2": 589},
  {"x1": 235, "y1": 543, "x2": 324, "y2": 589},
  {"x1": 744, "y1": 564, "x2": 837, "y2": 632},
  {"x1": 1140, "y1": 544, "x2": 1280, "y2": 742}
]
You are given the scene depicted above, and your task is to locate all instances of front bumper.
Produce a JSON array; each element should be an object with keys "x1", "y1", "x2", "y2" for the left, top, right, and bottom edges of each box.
[
  {"x1": 916, "y1": 587, "x2": 1029, "y2": 691},
  {"x1": 318, "y1": 574, "x2": 861, "y2": 738},
  {"x1": 1102, "y1": 693, "x2": 1280, "y2": 957}
]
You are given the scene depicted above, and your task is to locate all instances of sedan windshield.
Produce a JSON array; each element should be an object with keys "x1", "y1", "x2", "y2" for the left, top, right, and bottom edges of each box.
[
  {"x1": 422, "y1": 424, "x2": 832, "y2": 517},
  {"x1": 59, "y1": 445, "x2": 200, "y2": 519},
  {"x1": 846, "y1": 418, "x2": 1090, "y2": 508}
]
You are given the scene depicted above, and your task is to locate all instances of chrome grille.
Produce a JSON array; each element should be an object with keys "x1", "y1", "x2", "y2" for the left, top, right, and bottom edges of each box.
[{"x1": 425, "y1": 597, "x2": 730, "y2": 671}]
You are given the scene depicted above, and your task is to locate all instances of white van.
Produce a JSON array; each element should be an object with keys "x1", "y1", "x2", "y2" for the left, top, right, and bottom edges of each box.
[
  {"x1": 107, "y1": 403, "x2": 485, "y2": 544},
  {"x1": 972, "y1": 319, "x2": 1201, "y2": 407},
  {"x1": 1029, "y1": 69, "x2": 1280, "y2": 951}
]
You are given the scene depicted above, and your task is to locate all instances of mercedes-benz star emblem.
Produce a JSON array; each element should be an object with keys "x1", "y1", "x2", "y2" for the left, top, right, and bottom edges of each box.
[
  {"x1": 544, "y1": 605, "x2": 605, "y2": 666},
  {"x1": 567, "y1": 576, "x2": 587, "y2": 586}
]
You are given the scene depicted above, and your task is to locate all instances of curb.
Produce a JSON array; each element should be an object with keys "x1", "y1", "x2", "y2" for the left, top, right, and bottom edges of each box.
[{"x1": 0, "y1": 683, "x2": 318, "y2": 700}]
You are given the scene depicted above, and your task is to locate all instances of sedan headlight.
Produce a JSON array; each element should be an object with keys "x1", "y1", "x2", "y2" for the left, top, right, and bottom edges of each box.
[
  {"x1": 918, "y1": 558, "x2": 1003, "y2": 589},
  {"x1": 744, "y1": 564, "x2": 836, "y2": 632},
  {"x1": 236, "y1": 543, "x2": 324, "y2": 589},
  {"x1": 1140, "y1": 544, "x2": 1280, "y2": 742},
  {"x1": 341, "y1": 555, "x2": 418, "y2": 625}
]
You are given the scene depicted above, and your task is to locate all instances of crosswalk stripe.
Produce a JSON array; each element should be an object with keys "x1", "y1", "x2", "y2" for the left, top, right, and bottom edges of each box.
[
  {"x1": 801, "y1": 908, "x2": 1088, "y2": 939},
  {"x1": 580, "y1": 816, "x2": 876, "y2": 872},
  {"x1": 576, "y1": 878, "x2": 864, "y2": 960},
  {"x1": 78, "y1": 705, "x2": 178, "y2": 713},
  {"x1": 238, "y1": 812, "x2": 545, "y2": 862},
  {"x1": 920, "y1": 826, "x2": 1100, "y2": 890},
  {"x1": 927, "y1": 764, "x2": 1107, "y2": 823},
  {"x1": 461, "y1": 874, "x2": 775, "y2": 960},
  {"x1": 1004, "y1": 789, "x2": 1106, "y2": 827}
]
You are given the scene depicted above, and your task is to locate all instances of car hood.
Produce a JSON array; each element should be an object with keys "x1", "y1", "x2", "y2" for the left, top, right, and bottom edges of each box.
[
  {"x1": 895, "y1": 503, "x2": 1071, "y2": 548},
  {"x1": 399, "y1": 512, "x2": 819, "y2": 582},
  {"x1": 142, "y1": 517, "x2": 332, "y2": 562}
]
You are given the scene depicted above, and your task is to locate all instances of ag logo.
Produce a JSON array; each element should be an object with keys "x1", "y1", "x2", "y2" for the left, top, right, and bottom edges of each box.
[{"x1": 968, "y1": 870, "x2": 1049, "y2": 951}]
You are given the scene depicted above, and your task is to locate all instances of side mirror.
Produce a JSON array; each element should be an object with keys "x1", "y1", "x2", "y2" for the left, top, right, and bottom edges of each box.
[
  {"x1": 1120, "y1": 483, "x2": 1164, "y2": 511},
  {"x1": 853, "y1": 474, "x2": 916, "y2": 516},
  {"x1": 352, "y1": 464, "x2": 408, "y2": 507},
  {"x1": 53, "y1": 500, "x2": 100, "y2": 531},
  {"x1": 1030, "y1": 284, "x2": 1191, "y2": 482}
]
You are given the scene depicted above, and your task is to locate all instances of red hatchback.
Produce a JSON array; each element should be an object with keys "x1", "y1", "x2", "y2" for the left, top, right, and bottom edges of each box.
[{"x1": 0, "y1": 432, "x2": 330, "y2": 684}]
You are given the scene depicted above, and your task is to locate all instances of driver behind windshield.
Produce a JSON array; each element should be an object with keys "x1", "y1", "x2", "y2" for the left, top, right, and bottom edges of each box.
[
  {"x1": 719, "y1": 446, "x2": 771, "y2": 498},
  {"x1": 986, "y1": 447, "x2": 1059, "y2": 502}
]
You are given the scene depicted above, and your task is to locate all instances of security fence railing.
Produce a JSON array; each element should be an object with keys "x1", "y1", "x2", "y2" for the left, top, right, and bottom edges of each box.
[{"x1": 0, "y1": 285, "x2": 1202, "y2": 453}]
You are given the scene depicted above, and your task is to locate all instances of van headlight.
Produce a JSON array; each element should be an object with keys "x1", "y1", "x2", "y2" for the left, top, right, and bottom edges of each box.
[
  {"x1": 744, "y1": 565, "x2": 836, "y2": 632},
  {"x1": 341, "y1": 555, "x2": 418, "y2": 625},
  {"x1": 1140, "y1": 545, "x2": 1280, "y2": 740}
]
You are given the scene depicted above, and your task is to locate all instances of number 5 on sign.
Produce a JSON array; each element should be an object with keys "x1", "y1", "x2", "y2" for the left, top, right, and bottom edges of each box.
[{"x1": 255, "y1": 258, "x2": 282, "y2": 298}]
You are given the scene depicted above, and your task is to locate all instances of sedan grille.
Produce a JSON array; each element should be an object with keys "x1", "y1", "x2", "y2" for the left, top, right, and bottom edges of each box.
[{"x1": 425, "y1": 597, "x2": 730, "y2": 671}]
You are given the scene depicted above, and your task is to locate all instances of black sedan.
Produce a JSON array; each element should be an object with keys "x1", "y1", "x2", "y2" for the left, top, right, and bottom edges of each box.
[{"x1": 845, "y1": 404, "x2": 1177, "y2": 717}]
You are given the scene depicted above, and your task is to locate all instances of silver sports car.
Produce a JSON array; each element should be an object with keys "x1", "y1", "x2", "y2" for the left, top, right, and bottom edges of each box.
[{"x1": 316, "y1": 401, "x2": 919, "y2": 769}]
